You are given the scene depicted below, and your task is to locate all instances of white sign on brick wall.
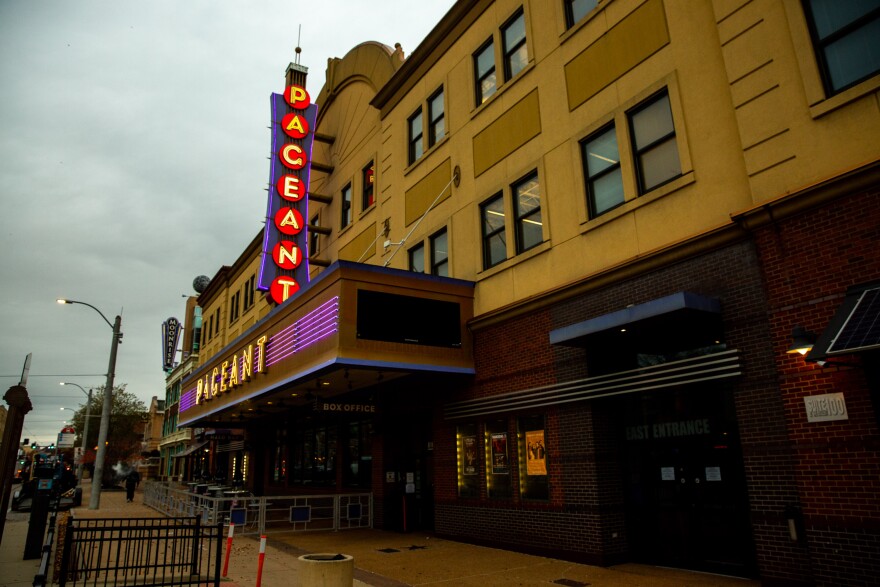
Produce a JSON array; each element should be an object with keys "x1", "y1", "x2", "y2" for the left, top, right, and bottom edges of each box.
[{"x1": 804, "y1": 392, "x2": 848, "y2": 423}]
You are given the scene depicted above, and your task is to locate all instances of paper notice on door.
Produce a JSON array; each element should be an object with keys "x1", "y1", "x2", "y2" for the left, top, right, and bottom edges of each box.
[
  {"x1": 661, "y1": 467, "x2": 675, "y2": 481},
  {"x1": 705, "y1": 466, "x2": 722, "y2": 481}
]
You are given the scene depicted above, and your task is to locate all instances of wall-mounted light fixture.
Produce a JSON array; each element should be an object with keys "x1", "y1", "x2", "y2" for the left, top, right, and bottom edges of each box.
[{"x1": 787, "y1": 325, "x2": 816, "y2": 355}]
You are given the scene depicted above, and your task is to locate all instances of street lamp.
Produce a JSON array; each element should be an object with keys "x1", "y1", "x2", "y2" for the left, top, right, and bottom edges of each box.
[
  {"x1": 60, "y1": 383, "x2": 94, "y2": 489},
  {"x1": 57, "y1": 298, "x2": 122, "y2": 510}
]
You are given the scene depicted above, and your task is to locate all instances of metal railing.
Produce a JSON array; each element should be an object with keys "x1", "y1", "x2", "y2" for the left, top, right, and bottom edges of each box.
[
  {"x1": 57, "y1": 517, "x2": 223, "y2": 587},
  {"x1": 143, "y1": 482, "x2": 372, "y2": 536}
]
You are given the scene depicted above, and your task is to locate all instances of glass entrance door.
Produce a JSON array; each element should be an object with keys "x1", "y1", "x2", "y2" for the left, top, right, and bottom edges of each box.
[{"x1": 622, "y1": 385, "x2": 755, "y2": 577}]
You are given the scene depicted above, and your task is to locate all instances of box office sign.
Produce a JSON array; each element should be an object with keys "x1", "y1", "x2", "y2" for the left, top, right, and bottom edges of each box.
[
  {"x1": 258, "y1": 85, "x2": 319, "y2": 305},
  {"x1": 314, "y1": 402, "x2": 378, "y2": 414},
  {"x1": 804, "y1": 392, "x2": 848, "y2": 423}
]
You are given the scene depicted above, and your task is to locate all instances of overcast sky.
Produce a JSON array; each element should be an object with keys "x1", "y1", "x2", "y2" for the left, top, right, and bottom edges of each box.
[{"x1": 0, "y1": 0, "x2": 455, "y2": 446}]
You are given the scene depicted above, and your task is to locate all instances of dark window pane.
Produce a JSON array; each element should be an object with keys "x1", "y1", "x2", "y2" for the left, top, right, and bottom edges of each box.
[
  {"x1": 409, "y1": 243, "x2": 425, "y2": 273},
  {"x1": 566, "y1": 0, "x2": 598, "y2": 28}
]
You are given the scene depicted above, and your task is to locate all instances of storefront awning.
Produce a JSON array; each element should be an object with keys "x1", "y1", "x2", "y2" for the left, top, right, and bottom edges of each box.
[
  {"x1": 807, "y1": 282, "x2": 880, "y2": 362},
  {"x1": 549, "y1": 291, "x2": 721, "y2": 346},
  {"x1": 172, "y1": 441, "x2": 208, "y2": 458}
]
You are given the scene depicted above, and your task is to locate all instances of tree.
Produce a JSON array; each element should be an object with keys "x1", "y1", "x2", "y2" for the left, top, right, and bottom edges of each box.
[{"x1": 69, "y1": 384, "x2": 147, "y2": 486}]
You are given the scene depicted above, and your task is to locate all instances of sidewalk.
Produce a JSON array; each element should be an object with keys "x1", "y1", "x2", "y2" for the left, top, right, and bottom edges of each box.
[{"x1": 3, "y1": 480, "x2": 761, "y2": 587}]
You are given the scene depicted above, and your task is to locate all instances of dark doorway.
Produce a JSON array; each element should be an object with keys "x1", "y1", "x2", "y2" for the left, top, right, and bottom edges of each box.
[
  {"x1": 620, "y1": 385, "x2": 756, "y2": 577},
  {"x1": 382, "y1": 408, "x2": 434, "y2": 532}
]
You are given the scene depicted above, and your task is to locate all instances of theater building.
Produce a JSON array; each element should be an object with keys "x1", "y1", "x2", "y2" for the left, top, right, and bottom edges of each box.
[{"x1": 176, "y1": 1, "x2": 880, "y2": 584}]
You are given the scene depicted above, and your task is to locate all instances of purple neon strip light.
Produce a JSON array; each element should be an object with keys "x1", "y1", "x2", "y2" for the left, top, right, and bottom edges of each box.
[
  {"x1": 267, "y1": 303, "x2": 338, "y2": 359},
  {"x1": 179, "y1": 297, "x2": 338, "y2": 413}
]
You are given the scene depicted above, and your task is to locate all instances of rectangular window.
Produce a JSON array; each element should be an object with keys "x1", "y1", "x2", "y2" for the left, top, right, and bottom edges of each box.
[
  {"x1": 565, "y1": 0, "x2": 598, "y2": 29},
  {"x1": 474, "y1": 39, "x2": 497, "y2": 105},
  {"x1": 309, "y1": 214, "x2": 320, "y2": 255},
  {"x1": 229, "y1": 290, "x2": 240, "y2": 324},
  {"x1": 803, "y1": 0, "x2": 880, "y2": 95},
  {"x1": 502, "y1": 10, "x2": 528, "y2": 80},
  {"x1": 582, "y1": 123, "x2": 624, "y2": 217},
  {"x1": 408, "y1": 242, "x2": 425, "y2": 273},
  {"x1": 428, "y1": 88, "x2": 445, "y2": 147},
  {"x1": 430, "y1": 228, "x2": 449, "y2": 277},
  {"x1": 628, "y1": 90, "x2": 681, "y2": 194},
  {"x1": 481, "y1": 194, "x2": 507, "y2": 269},
  {"x1": 340, "y1": 183, "x2": 352, "y2": 229},
  {"x1": 518, "y1": 415, "x2": 549, "y2": 500},
  {"x1": 457, "y1": 423, "x2": 480, "y2": 498},
  {"x1": 243, "y1": 274, "x2": 256, "y2": 310},
  {"x1": 408, "y1": 108, "x2": 424, "y2": 165},
  {"x1": 513, "y1": 172, "x2": 542, "y2": 253},
  {"x1": 362, "y1": 162, "x2": 375, "y2": 209}
]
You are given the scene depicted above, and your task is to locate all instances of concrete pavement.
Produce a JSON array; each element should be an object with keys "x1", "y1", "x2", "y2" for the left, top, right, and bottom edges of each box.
[{"x1": 3, "y1": 480, "x2": 761, "y2": 586}]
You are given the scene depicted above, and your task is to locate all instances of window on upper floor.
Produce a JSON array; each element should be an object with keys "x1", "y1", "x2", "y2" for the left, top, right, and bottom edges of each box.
[
  {"x1": 629, "y1": 90, "x2": 681, "y2": 194},
  {"x1": 243, "y1": 274, "x2": 256, "y2": 310},
  {"x1": 430, "y1": 228, "x2": 449, "y2": 277},
  {"x1": 340, "y1": 183, "x2": 352, "y2": 229},
  {"x1": 802, "y1": 0, "x2": 880, "y2": 96},
  {"x1": 502, "y1": 9, "x2": 528, "y2": 81},
  {"x1": 474, "y1": 7, "x2": 530, "y2": 107},
  {"x1": 409, "y1": 242, "x2": 425, "y2": 273},
  {"x1": 480, "y1": 170, "x2": 544, "y2": 270},
  {"x1": 309, "y1": 213, "x2": 320, "y2": 255},
  {"x1": 513, "y1": 172, "x2": 542, "y2": 254},
  {"x1": 229, "y1": 290, "x2": 241, "y2": 324},
  {"x1": 564, "y1": 0, "x2": 598, "y2": 29},
  {"x1": 579, "y1": 88, "x2": 682, "y2": 220},
  {"x1": 480, "y1": 193, "x2": 508, "y2": 270},
  {"x1": 474, "y1": 39, "x2": 497, "y2": 105},
  {"x1": 428, "y1": 88, "x2": 445, "y2": 148},
  {"x1": 582, "y1": 123, "x2": 624, "y2": 217},
  {"x1": 362, "y1": 162, "x2": 375, "y2": 210},
  {"x1": 408, "y1": 108, "x2": 424, "y2": 165}
]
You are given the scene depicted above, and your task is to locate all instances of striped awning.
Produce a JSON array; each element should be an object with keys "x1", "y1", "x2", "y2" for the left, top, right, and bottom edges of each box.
[{"x1": 444, "y1": 349, "x2": 741, "y2": 419}]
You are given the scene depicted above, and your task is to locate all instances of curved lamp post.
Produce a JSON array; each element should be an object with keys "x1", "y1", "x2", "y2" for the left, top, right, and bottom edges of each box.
[
  {"x1": 57, "y1": 298, "x2": 122, "y2": 510},
  {"x1": 60, "y1": 383, "x2": 94, "y2": 488}
]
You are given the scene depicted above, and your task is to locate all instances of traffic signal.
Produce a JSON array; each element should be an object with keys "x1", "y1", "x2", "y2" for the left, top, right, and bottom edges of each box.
[{"x1": 31, "y1": 443, "x2": 37, "y2": 449}]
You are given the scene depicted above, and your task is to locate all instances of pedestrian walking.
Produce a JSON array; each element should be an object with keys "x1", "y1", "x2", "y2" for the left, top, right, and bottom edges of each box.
[{"x1": 125, "y1": 469, "x2": 141, "y2": 502}]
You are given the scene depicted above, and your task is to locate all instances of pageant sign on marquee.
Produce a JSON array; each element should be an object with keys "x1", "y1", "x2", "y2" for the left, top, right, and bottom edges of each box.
[{"x1": 258, "y1": 84, "x2": 319, "y2": 305}]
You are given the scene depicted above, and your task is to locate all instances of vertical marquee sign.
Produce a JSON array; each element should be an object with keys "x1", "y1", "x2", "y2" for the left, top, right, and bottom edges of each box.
[
  {"x1": 162, "y1": 317, "x2": 181, "y2": 372},
  {"x1": 258, "y1": 84, "x2": 319, "y2": 304}
]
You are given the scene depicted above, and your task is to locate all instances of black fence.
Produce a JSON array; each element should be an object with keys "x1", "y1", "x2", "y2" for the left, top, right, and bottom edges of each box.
[{"x1": 57, "y1": 517, "x2": 223, "y2": 587}]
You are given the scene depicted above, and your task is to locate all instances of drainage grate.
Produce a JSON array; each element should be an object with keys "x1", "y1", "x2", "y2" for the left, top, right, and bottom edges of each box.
[
  {"x1": 378, "y1": 548, "x2": 400, "y2": 553},
  {"x1": 552, "y1": 580, "x2": 590, "y2": 587}
]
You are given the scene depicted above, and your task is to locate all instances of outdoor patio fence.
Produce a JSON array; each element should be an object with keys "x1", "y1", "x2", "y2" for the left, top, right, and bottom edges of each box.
[
  {"x1": 56, "y1": 516, "x2": 223, "y2": 587},
  {"x1": 143, "y1": 481, "x2": 372, "y2": 536}
]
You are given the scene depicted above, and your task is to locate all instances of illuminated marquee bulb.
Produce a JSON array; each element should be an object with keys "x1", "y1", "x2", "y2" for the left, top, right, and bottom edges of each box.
[
  {"x1": 274, "y1": 207, "x2": 305, "y2": 235},
  {"x1": 273, "y1": 241, "x2": 303, "y2": 269},
  {"x1": 277, "y1": 175, "x2": 305, "y2": 201},
  {"x1": 284, "y1": 85, "x2": 311, "y2": 109},
  {"x1": 279, "y1": 143, "x2": 307, "y2": 170},
  {"x1": 281, "y1": 113, "x2": 310, "y2": 139}
]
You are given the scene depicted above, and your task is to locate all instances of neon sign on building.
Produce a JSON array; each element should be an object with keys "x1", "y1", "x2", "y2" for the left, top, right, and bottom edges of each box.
[{"x1": 258, "y1": 84, "x2": 319, "y2": 304}]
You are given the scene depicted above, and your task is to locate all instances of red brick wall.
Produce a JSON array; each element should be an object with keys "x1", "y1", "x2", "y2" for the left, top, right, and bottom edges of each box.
[{"x1": 752, "y1": 188, "x2": 880, "y2": 586}]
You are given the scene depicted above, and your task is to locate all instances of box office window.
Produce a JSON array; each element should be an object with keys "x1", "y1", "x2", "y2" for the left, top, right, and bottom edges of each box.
[
  {"x1": 343, "y1": 420, "x2": 373, "y2": 488},
  {"x1": 291, "y1": 424, "x2": 337, "y2": 487},
  {"x1": 485, "y1": 419, "x2": 513, "y2": 499},
  {"x1": 356, "y1": 290, "x2": 461, "y2": 347},
  {"x1": 518, "y1": 415, "x2": 549, "y2": 500},
  {"x1": 457, "y1": 423, "x2": 480, "y2": 498},
  {"x1": 272, "y1": 427, "x2": 287, "y2": 482}
]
